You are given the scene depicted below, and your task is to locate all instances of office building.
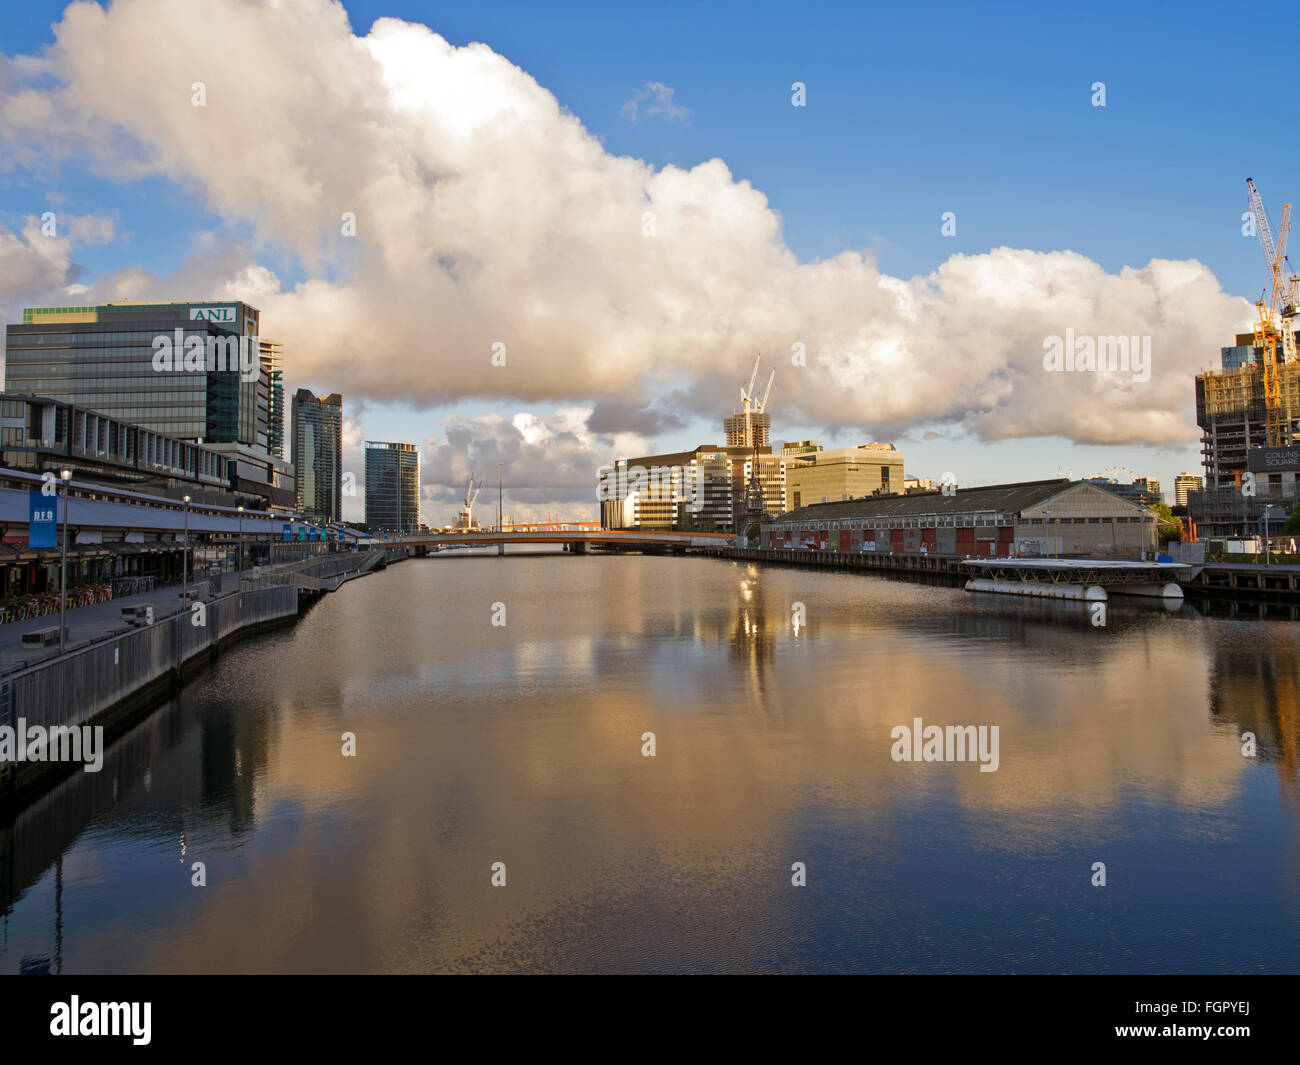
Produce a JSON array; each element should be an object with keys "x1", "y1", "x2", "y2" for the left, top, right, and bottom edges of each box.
[
  {"x1": 601, "y1": 447, "x2": 734, "y2": 531},
  {"x1": 1174, "y1": 473, "x2": 1204, "y2": 507},
  {"x1": 729, "y1": 450, "x2": 786, "y2": 532},
  {"x1": 3, "y1": 300, "x2": 295, "y2": 509},
  {"x1": 601, "y1": 444, "x2": 789, "y2": 533},
  {"x1": 291, "y1": 389, "x2": 343, "y2": 523},
  {"x1": 365, "y1": 440, "x2": 419, "y2": 533},
  {"x1": 783, "y1": 443, "x2": 904, "y2": 510},
  {"x1": 5, "y1": 301, "x2": 270, "y2": 448}
]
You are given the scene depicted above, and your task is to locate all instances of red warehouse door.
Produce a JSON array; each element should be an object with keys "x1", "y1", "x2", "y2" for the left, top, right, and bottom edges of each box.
[
  {"x1": 890, "y1": 529, "x2": 904, "y2": 553},
  {"x1": 998, "y1": 526, "x2": 1014, "y2": 556},
  {"x1": 839, "y1": 530, "x2": 851, "y2": 551}
]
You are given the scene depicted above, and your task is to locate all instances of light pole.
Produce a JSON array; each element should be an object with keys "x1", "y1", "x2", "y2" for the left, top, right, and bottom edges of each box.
[
  {"x1": 498, "y1": 461, "x2": 505, "y2": 556},
  {"x1": 1043, "y1": 509, "x2": 1058, "y2": 558},
  {"x1": 1263, "y1": 504, "x2": 1277, "y2": 565},
  {"x1": 58, "y1": 468, "x2": 72, "y2": 654},
  {"x1": 237, "y1": 505, "x2": 244, "y2": 578},
  {"x1": 182, "y1": 495, "x2": 191, "y2": 599}
]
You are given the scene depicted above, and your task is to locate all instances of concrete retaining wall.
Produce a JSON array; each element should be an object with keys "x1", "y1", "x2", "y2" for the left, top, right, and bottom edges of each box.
[{"x1": 1, "y1": 585, "x2": 298, "y2": 800}]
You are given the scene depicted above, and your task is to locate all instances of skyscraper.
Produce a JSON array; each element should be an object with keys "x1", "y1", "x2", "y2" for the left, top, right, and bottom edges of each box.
[
  {"x1": 291, "y1": 389, "x2": 343, "y2": 523},
  {"x1": 261, "y1": 339, "x2": 285, "y2": 459},
  {"x1": 365, "y1": 440, "x2": 419, "y2": 533},
  {"x1": 1174, "y1": 472, "x2": 1204, "y2": 507}
]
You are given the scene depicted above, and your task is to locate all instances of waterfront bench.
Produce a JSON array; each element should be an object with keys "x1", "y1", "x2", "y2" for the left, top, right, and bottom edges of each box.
[{"x1": 22, "y1": 626, "x2": 65, "y2": 647}]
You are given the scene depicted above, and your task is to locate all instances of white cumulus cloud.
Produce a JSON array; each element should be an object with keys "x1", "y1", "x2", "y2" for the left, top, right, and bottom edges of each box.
[{"x1": 0, "y1": 0, "x2": 1253, "y2": 458}]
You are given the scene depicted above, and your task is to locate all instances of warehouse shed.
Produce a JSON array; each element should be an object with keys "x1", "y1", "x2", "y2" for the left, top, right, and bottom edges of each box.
[{"x1": 761, "y1": 479, "x2": 1157, "y2": 559}]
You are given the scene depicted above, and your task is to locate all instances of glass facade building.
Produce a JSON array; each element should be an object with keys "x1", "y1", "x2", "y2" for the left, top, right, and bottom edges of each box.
[
  {"x1": 4, "y1": 301, "x2": 269, "y2": 449},
  {"x1": 291, "y1": 388, "x2": 343, "y2": 523},
  {"x1": 365, "y1": 441, "x2": 419, "y2": 533},
  {"x1": 261, "y1": 338, "x2": 285, "y2": 458}
]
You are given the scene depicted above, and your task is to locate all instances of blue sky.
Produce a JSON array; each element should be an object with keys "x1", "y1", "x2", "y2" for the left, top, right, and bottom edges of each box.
[{"x1": 3, "y1": 0, "x2": 1297, "y2": 513}]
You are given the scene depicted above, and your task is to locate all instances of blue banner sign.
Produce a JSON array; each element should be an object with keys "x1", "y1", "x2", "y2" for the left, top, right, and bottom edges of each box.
[
  {"x1": 282, "y1": 523, "x2": 292, "y2": 542},
  {"x1": 28, "y1": 489, "x2": 57, "y2": 548}
]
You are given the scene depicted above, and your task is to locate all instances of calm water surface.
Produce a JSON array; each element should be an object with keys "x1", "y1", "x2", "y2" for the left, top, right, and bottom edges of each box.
[{"x1": 2, "y1": 553, "x2": 1299, "y2": 973}]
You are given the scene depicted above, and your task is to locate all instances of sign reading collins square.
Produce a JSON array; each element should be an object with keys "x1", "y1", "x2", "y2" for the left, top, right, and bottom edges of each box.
[{"x1": 1247, "y1": 446, "x2": 1300, "y2": 473}]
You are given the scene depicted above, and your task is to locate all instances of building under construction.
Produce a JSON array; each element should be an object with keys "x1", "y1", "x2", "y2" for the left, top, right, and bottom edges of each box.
[
  {"x1": 1189, "y1": 179, "x2": 1300, "y2": 536},
  {"x1": 1191, "y1": 335, "x2": 1300, "y2": 536},
  {"x1": 1195, "y1": 332, "x2": 1300, "y2": 488}
]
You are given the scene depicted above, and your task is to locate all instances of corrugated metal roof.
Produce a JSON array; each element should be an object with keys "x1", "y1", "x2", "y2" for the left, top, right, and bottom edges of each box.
[{"x1": 771, "y1": 479, "x2": 1122, "y2": 523}]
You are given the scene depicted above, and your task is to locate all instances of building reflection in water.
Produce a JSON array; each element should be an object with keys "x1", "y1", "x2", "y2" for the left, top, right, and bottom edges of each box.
[{"x1": 1, "y1": 555, "x2": 1298, "y2": 973}]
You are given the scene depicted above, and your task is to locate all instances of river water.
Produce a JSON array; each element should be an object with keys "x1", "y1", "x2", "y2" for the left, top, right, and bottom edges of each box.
[{"x1": 2, "y1": 552, "x2": 1298, "y2": 973}]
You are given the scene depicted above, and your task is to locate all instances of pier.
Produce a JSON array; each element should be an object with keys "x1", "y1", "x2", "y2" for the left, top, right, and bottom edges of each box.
[
  {"x1": 701, "y1": 545, "x2": 1300, "y2": 603},
  {"x1": 962, "y1": 559, "x2": 1189, "y2": 600}
]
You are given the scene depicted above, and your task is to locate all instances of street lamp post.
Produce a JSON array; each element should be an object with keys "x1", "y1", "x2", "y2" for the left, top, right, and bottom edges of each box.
[
  {"x1": 182, "y1": 495, "x2": 191, "y2": 598},
  {"x1": 1263, "y1": 504, "x2": 1277, "y2": 566},
  {"x1": 498, "y1": 462, "x2": 505, "y2": 556},
  {"x1": 1043, "y1": 509, "x2": 1058, "y2": 558},
  {"x1": 58, "y1": 468, "x2": 72, "y2": 654},
  {"x1": 237, "y1": 505, "x2": 244, "y2": 579}
]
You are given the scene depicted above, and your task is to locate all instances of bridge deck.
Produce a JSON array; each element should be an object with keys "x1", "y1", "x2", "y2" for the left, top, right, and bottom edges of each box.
[{"x1": 401, "y1": 530, "x2": 734, "y2": 548}]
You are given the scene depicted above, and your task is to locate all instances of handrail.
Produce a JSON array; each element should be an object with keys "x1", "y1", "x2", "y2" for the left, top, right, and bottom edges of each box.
[{"x1": 1, "y1": 583, "x2": 297, "y2": 680}]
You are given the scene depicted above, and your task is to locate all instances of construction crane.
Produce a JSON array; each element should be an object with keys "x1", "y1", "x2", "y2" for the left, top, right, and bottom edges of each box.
[
  {"x1": 739, "y1": 353, "x2": 776, "y2": 414},
  {"x1": 461, "y1": 474, "x2": 483, "y2": 529},
  {"x1": 1246, "y1": 178, "x2": 1293, "y2": 446},
  {"x1": 736, "y1": 354, "x2": 775, "y2": 519}
]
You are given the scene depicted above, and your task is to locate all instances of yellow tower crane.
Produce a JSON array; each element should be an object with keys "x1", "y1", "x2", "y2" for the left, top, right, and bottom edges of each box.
[{"x1": 1245, "y1": 177, "x2": 1292, "y2": 447}]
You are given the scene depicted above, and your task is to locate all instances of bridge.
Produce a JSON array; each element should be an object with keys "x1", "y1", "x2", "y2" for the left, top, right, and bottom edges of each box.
[{"x1": 396, "y1": 529, "x2": 735, "y2": 551}]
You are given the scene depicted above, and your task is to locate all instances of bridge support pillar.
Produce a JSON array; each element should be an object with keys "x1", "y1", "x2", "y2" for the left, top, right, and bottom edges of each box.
[
  {"x1": 498, "y1": 543, "x2": 505, "y2": 556},
  {"x1": 571, "y1": 541, "x2": 587, "y2": 554}
]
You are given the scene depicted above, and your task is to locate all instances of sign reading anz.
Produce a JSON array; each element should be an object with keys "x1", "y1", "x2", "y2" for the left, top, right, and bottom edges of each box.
[{"x1": 189, "y1": 306, "x2": 237, "y2": 323}]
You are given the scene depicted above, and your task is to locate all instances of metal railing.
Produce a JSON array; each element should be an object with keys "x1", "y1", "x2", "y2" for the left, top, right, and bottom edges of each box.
[{"x1": 3, "y1": 584, "x2": 299, "y2": 733}]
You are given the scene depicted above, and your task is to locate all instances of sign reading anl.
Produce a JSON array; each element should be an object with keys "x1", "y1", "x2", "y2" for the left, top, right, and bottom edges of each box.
[{"x1": 189, "y1": 306, "x2": 237, "y2": 323}]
